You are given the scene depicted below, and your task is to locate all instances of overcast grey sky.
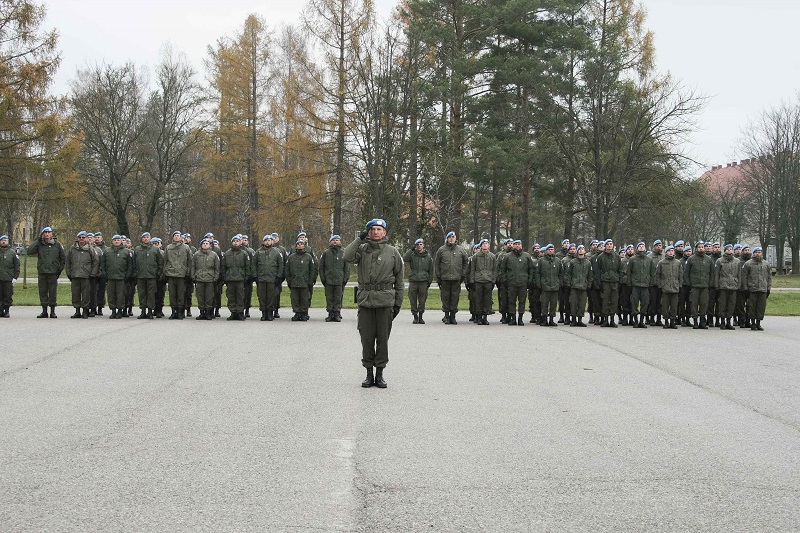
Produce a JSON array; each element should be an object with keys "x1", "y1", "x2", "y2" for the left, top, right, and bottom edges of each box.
[{"x1": 46, "y1": 0, "x2": 800, "y2": 176}]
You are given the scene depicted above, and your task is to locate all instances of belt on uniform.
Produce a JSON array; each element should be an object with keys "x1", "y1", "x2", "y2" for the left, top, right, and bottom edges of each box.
[{"x1": 359, "y1": 283, "x2": 394, "y2": 290}]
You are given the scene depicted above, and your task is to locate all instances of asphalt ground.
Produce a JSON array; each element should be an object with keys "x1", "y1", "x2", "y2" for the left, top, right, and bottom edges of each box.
[{"x1": 2, "y1": 307, "x2": 800, "y2": 532}]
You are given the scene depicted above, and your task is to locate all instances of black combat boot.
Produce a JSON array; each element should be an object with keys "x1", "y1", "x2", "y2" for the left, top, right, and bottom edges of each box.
[
  {"x1": 214, "y1": 307, "x2": 221, "y2": 318},
  {"x1": 362, "y1": 367, "x2": 375, "y2": 388},
  {"x1": 300, "y1": 313, "x2": 309, "y2": 321},
  {"x1": 374, "y1": 367, "x2": 387, "y2": 388},
  {"x1": 185, "y1": 308, "x2": 192, "y2": 317},
  {"x1": 639, "y1": 314, "x2": 647, "y2": 328},
  {"x1": 291, "y1": 313, "x2": 301, "y2": 321},
  {"x1": 97, "y1": 307, "x2": 104, "y2": 316},
  {"x1": 169, "y1": 309, "x2": 179, "y2": 319},
  {"x1": 654, "y1": 316, "x2": 663, "y2": 327},
  {"x1": 469, "y1": 313, "x2": 475, "y2": 322},
  {"x1": 725, "y1": 318, "x2": 735, "y2": 330},
  {"x1": 138, "y1": 308, "x2": 147, "y2": 319},
  {"x1": 558, "y1": 312, "x2": 564, "y2": 324},
  {"x1": 570, "y1": 315, "x2": 579, "y2": 327},
  {"x1": 500, "y1": 313, "x2": 508, "y2": 324},
  {"x1": 548, "y1": 316, "x2": 557, "y2": 327},
  {"x1": 50, "y1": 306, "x2": 58, "y2": 318},
  {"x1": 670, "y1": 316, "x2": 679, "y2": 329},
  {"x1": 82, "y1": 308, "x2": 90, "y2": 319},
  {"x1": 109, "y1": 308, "x2": 117, "y2": 319},
  {"x1": 325, "y1": 311, "x2": 334, "y2": 322},
  {"x1": 87, "y1": 307, "x2": 96, "y2": 317},
  {"x1": 692, "y1": 317, "x2": 700, "y2": 329},
  {"x1": 418, "y1": 312, "x2": 425, "y2": 324},
  {"x1": 517, "y1": 313, "x2": 524, "y2": 326},
  {"x1": 756, "y1": 319, "x2": 764, "y2": 331},
  {"x1": 71, "y1": 308, "x2": 82, "y2": 319},
  {"x1": 450, "y1": 312, "x2": 457, "y2": 325},
  {"x1": 37, "y1": 306, "x2": 49, "y2": 318},
  {"x1": 699, "y1": 316, "x2": 708, "y2": 330},
  {"x1": 482, "y1": 314, "x2": 490, "y2": 325},
  {"x1": 750, "y1": 320, "x2": 758, "y2": 331},
  {"x1": 412, "y1": 312, "x2": 419, "y2": 324},
  {"x1": 245, "y1": 308, "x2": 250, "y2": 318},
  {"x1": 508, "y1": 314, "x2": 517, "y2": 326},
  {"x1": 178, "y1": 308, "x2": 185, "y2": 319},
  {"x1": 576, "y1": 317, "x2": 587, "y2": 327},
  {"x1": 196, "y1": 309, "x2": 205, "y2": 320},
  {"x1": 620, "y1": 314, "x2": 629, "y2": 326},
  {"x1": 662, "y1": 318, "x2": 670, "y2": 329}
]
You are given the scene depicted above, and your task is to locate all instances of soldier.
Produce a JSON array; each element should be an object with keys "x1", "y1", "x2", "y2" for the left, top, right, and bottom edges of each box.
[
  {"x1": 192, "y1": 238, "x2": 220, "y2": 320},
  {"x1": 240, "y1": 235, "x2": 256, "y2": 318},
  {"x1": 559, "y1": 243, "x2": 576, "y2": 323},
  {"x1": 211, "y1": 236, "x2": 224, "y2": 317},
  {"x1": 93, "y1": 232, "x2": 108, "y2": 316},
  {"x1": 295, "y1": 231, "x2": 316, "y2": 310},
  {"x1": 567, "y1": 244, "x2": 593, "y2": 327},
  {"x1": 715, "y1": 244, "x2": 740, "y2": 330},
  {"x1": 501, "y1": 239, "x2": 533, "y2": 326},
  {"x1": 404, "y1": 238, "x2": 434, "y2": 324},
  {"x1": 528, "y1": 243, "x2": 542, "y2": 324},
  {"x1": 344, "y1": 218, "x2": 404, "y2": 389},
  {"x1": 619, "y1": 245, "x2": 633, "y2": 325},
  {"x1": 494, "y1": 239, "x2": 512, "y2": 323},
  {"x1": 182, "y1": 234, "x2": 196, "y2": 316},
  {"x1": 736, "y1": 245, "x2": 752, "y2": 328},
  {"x1": 627, "y1": 242, "x2": 654, "y2": 328},
  {"x1": 101, "y1": 234, "x2": 134, "y2": 319},
  {"x1": 27, "y1": 226, "x2": 65, "y2": 318},
  {"x1": 252, "y1": 234, "x2": 284, "y2": 321},
  {"x1": 586, "y1": 240, "x2": 599, "y2": 323},
  {"x1": 685, "y1": 241, "x2": 714, "y2": 329},
  {"x1": 123, "y1": 236, "x2": 136, "y2": 317},
  {"x1": 164, "y1": 230, "x2": 193, "y2": 320},
  {"x1": 679, "y1": 245, "x2": 693, "y2": 326},
  {"x1": 222, "y1": 235, "x2": 251, "y2": 321},
  {"x1": 537, "y1": 244, "x2": 562, "y2": 327},
  {"x1": 151, "y1": 237, "x2": 167, "y2": 317},
  {"x1": 469, "y1": 238, "x2": 496, "y2": 325},
  {"x1": 0, "y1": 234, "x2": 20, "y2": 317},
  {"x1": 674, "y1": 240, "x2": 685, "y2": 258},
  {"x1": 596, "y1": 239, "x2": 622, "y2": 327},
  {"x1": 708, "y1": 241, "x2": 722, "y2": 326},
  {"x1": 655, "y1": 245, "x2": 682, "y2": 329},
  {"x1": 65, "y1": 231, "x2": 100, "y2": 319},
  {"x1": 466, "y1": 243, "x2": 480, "y2": 322},
  {"x1": 589, "y1": 240, "x2": 603, "y2": 325},
  {"x1": 647, "y1": 239, "x2": 664, "y2": 326},
  {"x1": 319, "y1": 234, "x2": 350, "y2": 322},
  {"x1": 742, "y1": 246, "x2": 771, "y2": 331},
  {"x1": 435, "y1": 231, "x2": 468, "y2": 324},
  {"x1": 133, "y1": 232, "x2": 163, "y2": 319},
  {"x1": 271, "y1": 232, "x2": 288, "y2": 318},
  {"x1": 285, "y1": 239, "x2": 317, "y2": 322}
]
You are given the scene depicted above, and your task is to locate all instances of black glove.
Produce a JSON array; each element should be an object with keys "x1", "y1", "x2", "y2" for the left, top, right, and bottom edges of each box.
[
  {"x1": 359, "y1": 231, "x2": 369, "y2": 241},
  {"x1": 767, "y1": 289, "x2": 770, "y2": 298},
  {"x1": 466, "y1": 283, "x2": 474, "y2": 291},
  {"x1": 392, "y1": 306, "x2": 400, "y2": 320}
]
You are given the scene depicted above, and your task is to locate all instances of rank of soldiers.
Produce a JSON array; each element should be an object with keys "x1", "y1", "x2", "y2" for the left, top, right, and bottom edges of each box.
[{"x1": 1, "y1": 228, "x2": 772, "y2": 331}]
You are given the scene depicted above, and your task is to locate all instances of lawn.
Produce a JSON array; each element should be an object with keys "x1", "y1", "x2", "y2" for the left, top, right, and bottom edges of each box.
[{"x1": 9, "y1": 285, "x2": 800, "y2": 316}]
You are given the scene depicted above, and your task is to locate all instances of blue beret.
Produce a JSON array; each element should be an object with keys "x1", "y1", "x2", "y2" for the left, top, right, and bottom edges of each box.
[
  {"x1": 41, "y1": 226, "x2": 52, "y2": 233},
  {"x1": 637, "y1": 242, "x2": 645, "y2": 248},
  {"x1": 204, "y1": 232, "x2": 214, "y2": 238},
  {"x1": 141, "y1": 232, "x2": 151, "y2": 238},
  {"x1": 753, "y1": 246, "x2": 763, "y2": 253},
  {"x1": 297, "y1": 231, "x2": 306, "y2": 237},
  {"x1": 472, "y1": 244, "x2": 479, "y2": 251},
  {"x1": 263, "y1": 234, "x2": 273, "y2": 241},
  {"x1": 241, "y1": 235, "x2": 249, "y2": 240},
  {"x1": 415, "y1": 238, "x2": 424, "y2": 246},
  {"x1": 296, "y1": 239, "x2": 305, "y2": 246},
  {"x1": 665, "y1": 245, "x2": 674, "y2": 252},
  {"x1": 367, "y1": 219, "x2": 387, "y2": 231},
  {"x1": 675, "y1": 240, "x2": 684, "y2": 247},
  {"x1": 543, "y1": 244, "x2": 553, "y2": 251},
  {"x1": 653, "y1": 239, "x2": 662, "y2": 246},
  {"x1": 724, "y1": 244, "x2": 733, "y2": 251},
  {"x1": 0, "y1": 235, "x2": 8, "y2": 241},
  {"x1": 533, "y1": 243, "x2": 540, "y2": 249},
  {"x1": 577, "y1": 245, "x2": 585, "y2": 252},
  {"x1": 445, "y1": 231, "x2": 456, "y2": 239},
  {"x1": 172, "y1": 230, "x2": 181, "y2": 236},
  {"x1": 271, "y1": 232, "x2": 279, "y2": 238},
  {"x1": 713, "y1": 241, "x2": 720, "y2": 246},
  {"x1": 329, "y1": 234, "x2": 341, "y2": 242},
  {"x1": 626, "y1": 244, "x2": 633, "y2": 251},
  {"x1": 512, "y1": 239, "x2": 522, "y2": 245},
  {"x1": 112, "y1": 234, "x2": 122, "y2": 240},
  {"x1": 479, "y1": 238, "x2": 489, "y2": 246},
  {"x1": 503, "y1": 238, "x2": 513, "y2": 244},
  {"x1": 684, "y1": 246, "x2": 692, "y2": 252},
  {"x1": 77, "y1": 231, "x2": 87, "y2": 237},
  {"x1": 200, "y1": 238, "x2": 210, "y2": 245},
  {"x1": 733, "y1": 244, "x2": 742, "y2": 250},
  {"x1": 695, "y1": 241, "x2": 704, "y2": 248},
  {"x1": 605, "y1": 239, "x2": 614, "y2": 245},
  {"x1": 231, "y1": 235, "x2": 241, "y2": 242},
  {"x1": 568, "y1": 243, "x2": 576, "y2": 250},
  {"x1": 590, "y1": 240, "x2": 598, "y2": 246},
  {"x1": 561, "y1": 239, "x2": 570, "y2": 246},
  {"x1": 151, "y1": 237, "x2": 161, "y2": 243},
  {"x1": 182, "y1": 233, "x2": 190, "y2": 239},
  {"x1": 86, "y1": 233, "x2": 94, "y2": 237}
]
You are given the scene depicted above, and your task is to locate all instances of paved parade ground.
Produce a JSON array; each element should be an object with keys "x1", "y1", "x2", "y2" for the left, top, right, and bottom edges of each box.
[{"x1": 2, "y1": 307, "x2": 800, "y2": 531}]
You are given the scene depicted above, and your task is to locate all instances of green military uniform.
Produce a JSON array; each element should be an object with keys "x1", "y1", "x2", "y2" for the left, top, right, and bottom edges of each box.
[
  {"x1": 685, "y1": 244, "x2": 713, "y2": 328},
  {"x1": 344, "y1": 221, "x2": 404, "y2": 386},
  {"x1": 742, "y1": 250, "x2": 771, "y2": 330},
  {"x1": 537, "y1": 250, "x2": 562, "y2": 326},
  {"x1": 27, "y1": 230, "x2": 65, "y2": 317},
  {"x1": 468, "y1": 245, "x2": 496, "y2": 324},
  {"x1": 567, "y1": 252, "x2": 593, "y2": 325},
  {"x1": 403, "y1": 242, "x2": 434, "y2": 323},
  {"x1": 319, "y1": 239, "x2": 350, "y2": 322},
  {"x1": 655, "y1": 250, "x2": 682, "y2": 328},
  {"x1": 715, "y1": 249, "x2": 740, "y2": 328},
  {"x1": 627, "y1": 247, "x2": 654, "y2": 328},
  {"x1": 596, "y1": 245, "x2": 622, "y2": 327},
  {"x1": 101, "y1": 241, "x2": 134, "y2": 317},
  {"x1": 66, "y1": 236, "x2": 100, "y2": 316},
  {"x1": 164, "y1": 236, "x2": 193, "y2": 318},
  {"x1": 285, "y1": 244, "x2": 317, "y2": 321},
  {"x1": 0, "y1": 238, "x2": 20, "y2": 317},
  {"x1": 222, "y1": 241, "x2": 252, "y2": 320},
  {"x1": 251, "y1": 239, "x2": 284, "y2": 320},
  {"x1": 192, "y1": 244, "x2": 220, "y2": 320},
  {"x1": 134, "y1": 238, "x2": 165, "y2": 317},
  {"x1": 500, "y1": 245, "x2": 534, "y2": 325},
  {"x1": 435, "y1": 236, "x2": 468, "y2": 324}
]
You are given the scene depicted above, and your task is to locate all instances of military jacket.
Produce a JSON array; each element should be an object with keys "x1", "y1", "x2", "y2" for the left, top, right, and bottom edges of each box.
[
  {"x1": 404, "y1": 249, "x2": 434, "y2": 283},
  {"x1": 222, "y1": 246, "x2": 251, "y2": 282},
  {"x1": 469, "y1": 251, "x2": 496, "y2": 284},
  {"x1": 285, "y1": 249, "x2": 317, "y2": 287},
  {"x1": 714, "y1": 255, "x2": 741, "y2": 291},
  {"x1": 27, "y1": 237, "x2": 65, "y2": 275},
  {"x1": 252, "y1": 245, "x2": 284, "y2": 282},
  {"x1": 192, "y1": 249, "x2": 220, "y2": 283},
  {"x1": 537, "y1": 255, "x2": 563, "y2": 291},
  {"x1": 164, "y1": 242, "x2": 192, "y2": 278},
  {"x1": 0, "y1": 244, "x2": 20, "y2": 281},
  {"x1": 319, "y1": 245, "x2": 350, "y2": 286},
  {"x1": 344, "y1": 236, "x2": 404, "y2": 308},
  {"x1": 596, "y1": 251, "x2": 623, "y2": 283},
  {"x1": 627, "y1": 252, "x2": 655, "y2": 287},
  {"x1": 685, "y1": 252, "x2": 713, "y2": 288},
  {"x1": 501, "y1": 250, "x2": 534, "y2": 287},
  {"x1": 435, "y1": 243, "x2": 468, "y2": 281},
  {"x1": 589, "y1": 251, "x2": 603, "y2": 289},
  {"x1": 742, "y1": 257, "x2": 771, "y2": 293},
  {"x1": 66, "y1": 242, "x2": 100, "y2": 279},
  {"x1": 567, "y1": 256, "x2": 593, "y2": 290},
  {"x1": 655, "y1": 256, "x2": 683, "y2": 293},
  {"x1": 101, "y1": 245, "x2": 134, "y2": 280},
  {"x1": 134, "y1": 243, "x2": 164, "y2": 279}
]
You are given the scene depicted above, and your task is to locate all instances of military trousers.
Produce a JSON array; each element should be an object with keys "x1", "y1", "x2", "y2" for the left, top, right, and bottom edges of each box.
[
  {"x1": 226, "y1": 281, "x2": 245, "y2": 313},
  {"x1": 630, "y1": 286, "x2": 649, "y2": 315},
  {"x1": 71, "y1": 278, "x2": 91, "y2": 308},
  {"x1": 559, "y1": 286, "x2": 570, "y2": 314},
  {"x1": 244, "y1": 279, "x2": 254, "y2": 309},
  {"x1": 408, "y1": 281, "x2": 429, "y2": 313},
  {"x1": 196, "y1": 282, "x2": 215, "y2": 310},
  {"x1": 155, "y1": 278, "x2": 166, "y2": 309},
  {"x1": 0, "y1": 280, "x2": 13, "y2": 306},
  {"x1": 290, "y1": 286, "x2": 309, "y2": 313},
  {"x1": 735, "y1": 290, "x2": 749, "y2": 319},
  {"x1": 214, "y1": 280, "x2": 224, "y2": 308},
  {"x1": 38, "y1": 273, "x2": 59, "y2": 306},
  {"x1": 125, "y1": 278, "x2": 136, "y2": 308},
  {"x1": 708, "y1": 287, "x2": 718, "y2": 317},
  {"x1": 590, "y1": 288, "x2": 602, "y2": 317},
  {"x1": 541, "y1": 290, "x2": 559, "y2": 317},
  {"x1": 661, "y1": 292, "x2": 679, "y2": 319},
  {"x1": 717, "y1": 289, "x2": 737, "y2": 319},
  {"x1": 619, "y1": 284, "x2": 631, "y2": 315},
  {"x1": 358, "y1": 306, "x2": 393, "y2": 369},
  {"x1": 184, "y1": 277, "x2": 194, "y2": 310},
  {"x1": 324, "y1": 283, "x2": 344, "y2": 312},
  {"x1": 679, "y1": 286, "x2": 691, "y2": 319},
  {"x1": 689, "y1": 287, "x2": 709, "y2": 317},
  {"x1": 167, "y1": 276, "x2": 186, "y2": 309},
  {"x1": 601, "y1": 282, "x2": 619, "y2": 317},
  {"x1": 474, "y1": 282, "x2": 494, "y2": 314},
  {"x1": 137, "y1": 278, "x2": 157, "y2": 309},
  {"x1": 498, "y1": 283, "x2": 509, "y2": 315},
  {"x1": 106, "y1": 279, "x2": 126, "y2": 310},
  {"x1": 570, "y1": 289, "x2": 587, "y2": 318},
  {"x1": 748, "y1": 291, "x2": 767, "y2": 321},
  {"x1": 257, "y1": 281, "x2": 279, "y2": 312},
  {"x1": 506, "y1": 284, "x2": 526, "y2": 314},
  {"x1": 439, "y1": 280, "x2": 461, "y2": 313},
  {"x1": 528, "y1": 286, "x2": 542, "y2": 320},
  {"x1": 95, "y1": 276, "x2": 107, "y2": 308},
  {"x1": 648, "y1": 286, "x2": 662, "y2": 317}
]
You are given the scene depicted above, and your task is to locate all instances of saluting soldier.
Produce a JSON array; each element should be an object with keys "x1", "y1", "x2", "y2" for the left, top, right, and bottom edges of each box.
[
  {"x1": 65, "y1": 231, "x2": 100, "y2": 319},
  {"x1": 404, "y1": 238, "x2": 434, "y2": 324},
  {"x1": 655, "y1": 245, "x2": 682, "y2": 329},
  {"x1": 742, "y1": 246, "x2": 771, "y2": 331},
  {"x1": 252, "y1": 234, "x2": 284, "y2": 321},
  {"x1": 101, "y1": 234, "x2": 134, "y2": 319},
  {"x1": 435, "y1": 231, "x2": 469, "y2": 324},
  {"x1": 319, "y1": 234, "x2": 350, "y2": 322},
  {"x1": 344, "y1": 218, "x2": 404, "y2": 389},
  {"x1": 0, "y1": 234, "x2": 20, "y2": 317},
  {"x1": 27, "y1": 226, "x2": 65, "y2": 318}
]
